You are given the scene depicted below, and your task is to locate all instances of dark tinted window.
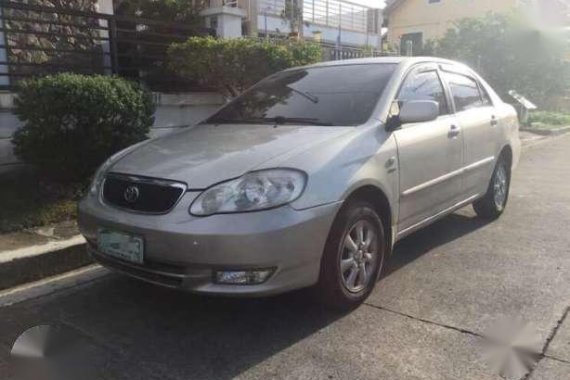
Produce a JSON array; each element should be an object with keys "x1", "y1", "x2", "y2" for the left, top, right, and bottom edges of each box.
[
  {"x1": 206, "y1": 64, "x2": 397, "y2": 127},
  {"x1": 444, "y1": 72, "x2": 485, "y2": 112},
  {"x1": 398, "y1": 70, "x2": 449, "y2": 115}
]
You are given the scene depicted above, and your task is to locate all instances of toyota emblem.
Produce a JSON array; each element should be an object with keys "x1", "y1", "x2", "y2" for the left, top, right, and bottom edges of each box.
[{"x1": 123, "y1": 185, "x2": 140, "y2": 203}]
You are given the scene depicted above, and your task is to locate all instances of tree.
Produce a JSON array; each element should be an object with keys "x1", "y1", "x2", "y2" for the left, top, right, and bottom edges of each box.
[
  {"x1": 281, "y1": 0, "x2": 303, "y2": 37},
  {"x1": 428, "y1": 13, "x2": 569, "y2": 107}
]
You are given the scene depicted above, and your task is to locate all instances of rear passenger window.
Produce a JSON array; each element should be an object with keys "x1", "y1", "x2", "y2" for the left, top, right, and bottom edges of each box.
[
  {"x1": 398, "y1": 70, "x2": 449, "y2": 116},
  {"x1": 444, "y1": 72, "x2": 485, "y2": 112}
]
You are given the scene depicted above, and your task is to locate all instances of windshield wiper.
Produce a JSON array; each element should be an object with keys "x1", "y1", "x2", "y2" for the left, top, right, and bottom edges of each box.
[
  {"x1": 206, "y1": 117, "x2": 272, "y2": 125},
  {"x1": 287, "y1": 86, "x2": 319, "y2": 104},
  {"x1": 263, "y1": 116, "x2": 334, "y2": 126},
  {"x1": 206, "y1": 116, "x2": 333, "y2": 126}
]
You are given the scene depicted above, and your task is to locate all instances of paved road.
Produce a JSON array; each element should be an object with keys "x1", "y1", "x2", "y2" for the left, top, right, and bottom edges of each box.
[{"x1": 1, "y1": 135, "x2": 570, "y2": 380}]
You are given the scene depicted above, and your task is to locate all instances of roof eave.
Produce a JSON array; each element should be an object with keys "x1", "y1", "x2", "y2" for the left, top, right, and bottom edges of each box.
[{"x1": 383, "y1": 0, "x2": 406, "y2": 16}]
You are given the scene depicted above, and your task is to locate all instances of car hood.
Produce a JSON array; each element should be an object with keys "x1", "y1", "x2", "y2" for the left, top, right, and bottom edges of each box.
[{"x1": 110, "y1": 123, "x2": 353, "y2": 188}]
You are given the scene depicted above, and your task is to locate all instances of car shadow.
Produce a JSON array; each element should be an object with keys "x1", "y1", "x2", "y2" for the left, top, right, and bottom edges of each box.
[
  {"x1": 385, "y1": 211, "x2": 493, "y2": 277},
  {"x1": 3, "y1": 211, "x2": 494, "y2": 380}
]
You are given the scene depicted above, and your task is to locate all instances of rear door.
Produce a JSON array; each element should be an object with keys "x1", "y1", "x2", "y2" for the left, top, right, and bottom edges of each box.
[
  {"x1": 393, "y1": 65, "x2": 463, "y2": 234},
  {"x1": 441, "y1": 69, "x2": 500, "y2": 197}
]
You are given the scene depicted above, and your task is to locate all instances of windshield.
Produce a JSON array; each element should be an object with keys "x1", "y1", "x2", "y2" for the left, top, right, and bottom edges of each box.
[{"x1": 206, "y1": 63, "x2": 397, "y2": 127}]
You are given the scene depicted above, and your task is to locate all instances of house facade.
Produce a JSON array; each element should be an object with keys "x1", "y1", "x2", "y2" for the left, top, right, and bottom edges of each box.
[{"x1": 383, "y1": 0, "x2": 570, "y2": 54}]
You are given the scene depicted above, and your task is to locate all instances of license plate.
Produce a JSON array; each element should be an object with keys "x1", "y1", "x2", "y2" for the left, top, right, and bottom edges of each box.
[{"x1": 97, "y1": 229, "x2": 144, "y2": 264}]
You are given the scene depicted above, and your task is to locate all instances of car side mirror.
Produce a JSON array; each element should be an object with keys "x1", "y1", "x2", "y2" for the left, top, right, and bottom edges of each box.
[{"x1": 398, "y1": 100, "x2": 439, "y2": 125}]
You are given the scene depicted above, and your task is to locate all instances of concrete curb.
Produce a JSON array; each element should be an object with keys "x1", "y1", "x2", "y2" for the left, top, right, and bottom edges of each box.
[
  {"x1": 520, "y1": 126, "x2": 570, "y2": 136},
  {"x1": 0, "y1": 235, "x2": 93, "y2": 291},
  {"x1": 0, "y1": 265, "x2": 107, "y2": 308}
]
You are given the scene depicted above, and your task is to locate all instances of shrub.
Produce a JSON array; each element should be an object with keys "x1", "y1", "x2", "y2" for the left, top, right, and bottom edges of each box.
[
  {"x1": 168, "y1": 37, "x2": 322, "y2": 96},
  {"x1": 529, "y1": 111, "x2": 570, "y2": 126},
  {"x1": 12, "y1": 74, "x2": 154, "y2": 183}
]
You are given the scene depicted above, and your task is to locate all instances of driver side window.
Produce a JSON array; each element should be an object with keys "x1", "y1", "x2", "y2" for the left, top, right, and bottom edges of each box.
[{"x1": 398, "y1": 70, "x2": 450, "y2": 116}]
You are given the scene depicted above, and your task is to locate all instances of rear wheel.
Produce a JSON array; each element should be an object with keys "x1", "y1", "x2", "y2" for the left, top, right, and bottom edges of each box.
[
  {"x1": 317, "y1": 201, "x2": 386, "y2": 310},
  {"x1": 473, "y1": 156, "x2": 511, "y2": 219}
]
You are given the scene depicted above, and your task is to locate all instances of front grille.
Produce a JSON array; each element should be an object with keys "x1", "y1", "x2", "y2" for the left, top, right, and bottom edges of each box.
[{"x1": 102, "y1": 173, "x2": 186, "y2": 214}]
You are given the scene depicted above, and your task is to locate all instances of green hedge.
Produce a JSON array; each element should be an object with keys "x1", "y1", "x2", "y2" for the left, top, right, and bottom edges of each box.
[
  {"x1": 529, "y1": 111, "x2": 570, "y2": 126},
  {"x1": 168, "y1": 37, "x2": 322, "y2": 96},
  {"x1": 13, "y1": 74, "x2": 155, "y2": 183}
]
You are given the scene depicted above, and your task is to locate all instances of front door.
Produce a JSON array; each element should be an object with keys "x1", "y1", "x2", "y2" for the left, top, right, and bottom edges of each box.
[{"x1": 393, "y1": 67, "x2": 464, "y2": 234}]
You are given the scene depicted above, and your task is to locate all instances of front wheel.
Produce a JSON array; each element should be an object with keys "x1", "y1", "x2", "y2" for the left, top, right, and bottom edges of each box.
[
  {"x1": 473, "y1": 156, "x2": 511, "y2": 219},
  {"x1": 317, "y1": 201, "x2": 386, "y2": 310}
]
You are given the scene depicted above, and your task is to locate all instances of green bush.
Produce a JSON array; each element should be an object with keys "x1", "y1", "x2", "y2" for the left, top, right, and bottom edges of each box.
[
  {"x1": 13, "y1": 74, "x2": 154, "y2": 183},
  {"x1": 529, "y1": 111, "x2": 570, "y2": 126},
  {"x1": 168, "y1": 37, "x2": 322, "y2": 97}
]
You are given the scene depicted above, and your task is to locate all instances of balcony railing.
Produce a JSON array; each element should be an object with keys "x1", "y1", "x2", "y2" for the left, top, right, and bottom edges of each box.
[{"x1": 258, "y1": 0, "x2": 380, "y2": 34}]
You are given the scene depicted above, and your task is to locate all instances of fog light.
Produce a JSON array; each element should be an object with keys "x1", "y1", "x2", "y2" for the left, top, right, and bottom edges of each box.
[{"x1": 215, "y1": 269, "x2": 274, "y2": 285}]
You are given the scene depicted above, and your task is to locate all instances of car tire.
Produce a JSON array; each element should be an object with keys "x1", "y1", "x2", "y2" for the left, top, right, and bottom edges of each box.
[
  {"x1": 473, "y1": 155, "x2": 511, "y2": 219},
  {"x1": 316, "y1": 200, "x2": 386, "y2": 310}
]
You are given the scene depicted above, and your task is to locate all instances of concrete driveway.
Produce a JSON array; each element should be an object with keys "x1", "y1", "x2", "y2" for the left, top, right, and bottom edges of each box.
[{"x1": 1, "y1": 134, "x2": 570, "y2": 380}]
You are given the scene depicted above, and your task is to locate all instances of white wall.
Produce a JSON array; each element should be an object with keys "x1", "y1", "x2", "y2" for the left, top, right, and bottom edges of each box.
[
  {"x1": 218, "y1": 13, "x2": 245, "y2": 39},
  {"x1": 95, "y1": 0, "x2": 114, "y2": 14},
  {"x1": 0, "y1": 94, "x2": 21, "y2": 171},
  {"x1": 202, "y1": 7, "x2": 248, "y2": 39}
]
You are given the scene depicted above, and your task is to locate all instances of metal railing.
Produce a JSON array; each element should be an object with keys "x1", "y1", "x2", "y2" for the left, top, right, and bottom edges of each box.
[
  {"x1": 258, "y1": 0, "x2": 380, "y2": 34},
  {"x1": 0, "y1": 1, "x2": 214, "y2": 91},
  {"x1": 320, "y1": 42, "x2": 391, "y2": 60},
  {"x1": 245, "y1": 36, "x2": 391, "y2": 61}
]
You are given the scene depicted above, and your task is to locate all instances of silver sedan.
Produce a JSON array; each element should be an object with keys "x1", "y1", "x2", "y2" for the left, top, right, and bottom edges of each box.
[{"x1": 78, "y1": 57, "x2": 521, "y2": 308}]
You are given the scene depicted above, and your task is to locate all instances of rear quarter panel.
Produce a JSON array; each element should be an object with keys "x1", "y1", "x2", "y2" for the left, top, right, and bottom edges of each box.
[{"x1": 496, "y1": 102, "x2": 521, "y2": 171}]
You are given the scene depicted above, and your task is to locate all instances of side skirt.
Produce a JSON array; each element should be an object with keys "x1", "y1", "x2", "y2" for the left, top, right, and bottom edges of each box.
[{"x1": 394, "y1": 193, "x2": 481, "y2": 242}]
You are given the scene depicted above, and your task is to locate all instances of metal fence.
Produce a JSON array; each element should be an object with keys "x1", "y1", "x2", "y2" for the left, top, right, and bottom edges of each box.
[
  {"x1": 320, "y1": 42, "x2": 391, "y2": 60},
  {"x1": 247, "y1": 35, "x2": 390, "y2": 61},
  {"x1": 0, "y1": 1, "x2": 214, "y2": 91}
]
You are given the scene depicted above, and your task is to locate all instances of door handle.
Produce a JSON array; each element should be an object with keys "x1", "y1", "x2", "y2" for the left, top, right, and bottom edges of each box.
[
  {"x1": 448, "y1": 125, "x2": 460, "y2": 138},
  {"x1": 491, "y1": 116, "x2": 498, "y2": 127}
]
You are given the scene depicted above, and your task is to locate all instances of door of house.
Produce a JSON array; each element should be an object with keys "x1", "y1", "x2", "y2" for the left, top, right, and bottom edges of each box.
[{"x1": 400, "y1": 33, "x2": 423, "y2": 56}]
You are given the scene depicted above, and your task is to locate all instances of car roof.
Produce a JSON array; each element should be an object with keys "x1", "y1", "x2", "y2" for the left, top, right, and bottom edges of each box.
[{"x1": 298, "y1": 56, "x2": 461, "y2": 70}]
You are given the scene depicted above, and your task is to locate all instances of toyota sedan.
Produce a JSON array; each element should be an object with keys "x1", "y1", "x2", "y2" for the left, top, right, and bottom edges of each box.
[{"x1": 78, "y1": 57, "x2": 521, "y2": 308}]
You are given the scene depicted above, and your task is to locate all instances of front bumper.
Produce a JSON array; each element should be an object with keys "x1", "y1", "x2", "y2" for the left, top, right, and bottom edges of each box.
[{"x1": 78, "y1": 192, "x2": 341, "y2": 296}]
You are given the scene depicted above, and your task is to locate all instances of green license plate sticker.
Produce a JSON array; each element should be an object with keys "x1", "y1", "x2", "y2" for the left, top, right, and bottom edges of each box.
[{"x1": 97, "y1": 229, "x2": 144, "y2": 264}]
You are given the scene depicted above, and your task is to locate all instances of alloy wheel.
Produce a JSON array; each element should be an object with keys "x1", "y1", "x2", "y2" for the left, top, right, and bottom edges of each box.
[
  {"x1": 493, "y1": 164, "x2": 508, "y2": 209},
  {"x1": 339, "y1": 220, "x2": 379, "y2": 293}
]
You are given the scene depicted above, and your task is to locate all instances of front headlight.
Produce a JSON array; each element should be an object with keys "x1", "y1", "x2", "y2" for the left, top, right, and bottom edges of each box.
[{"x1": 190, "y1": 169, "x2": 307, "y2": 216}]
